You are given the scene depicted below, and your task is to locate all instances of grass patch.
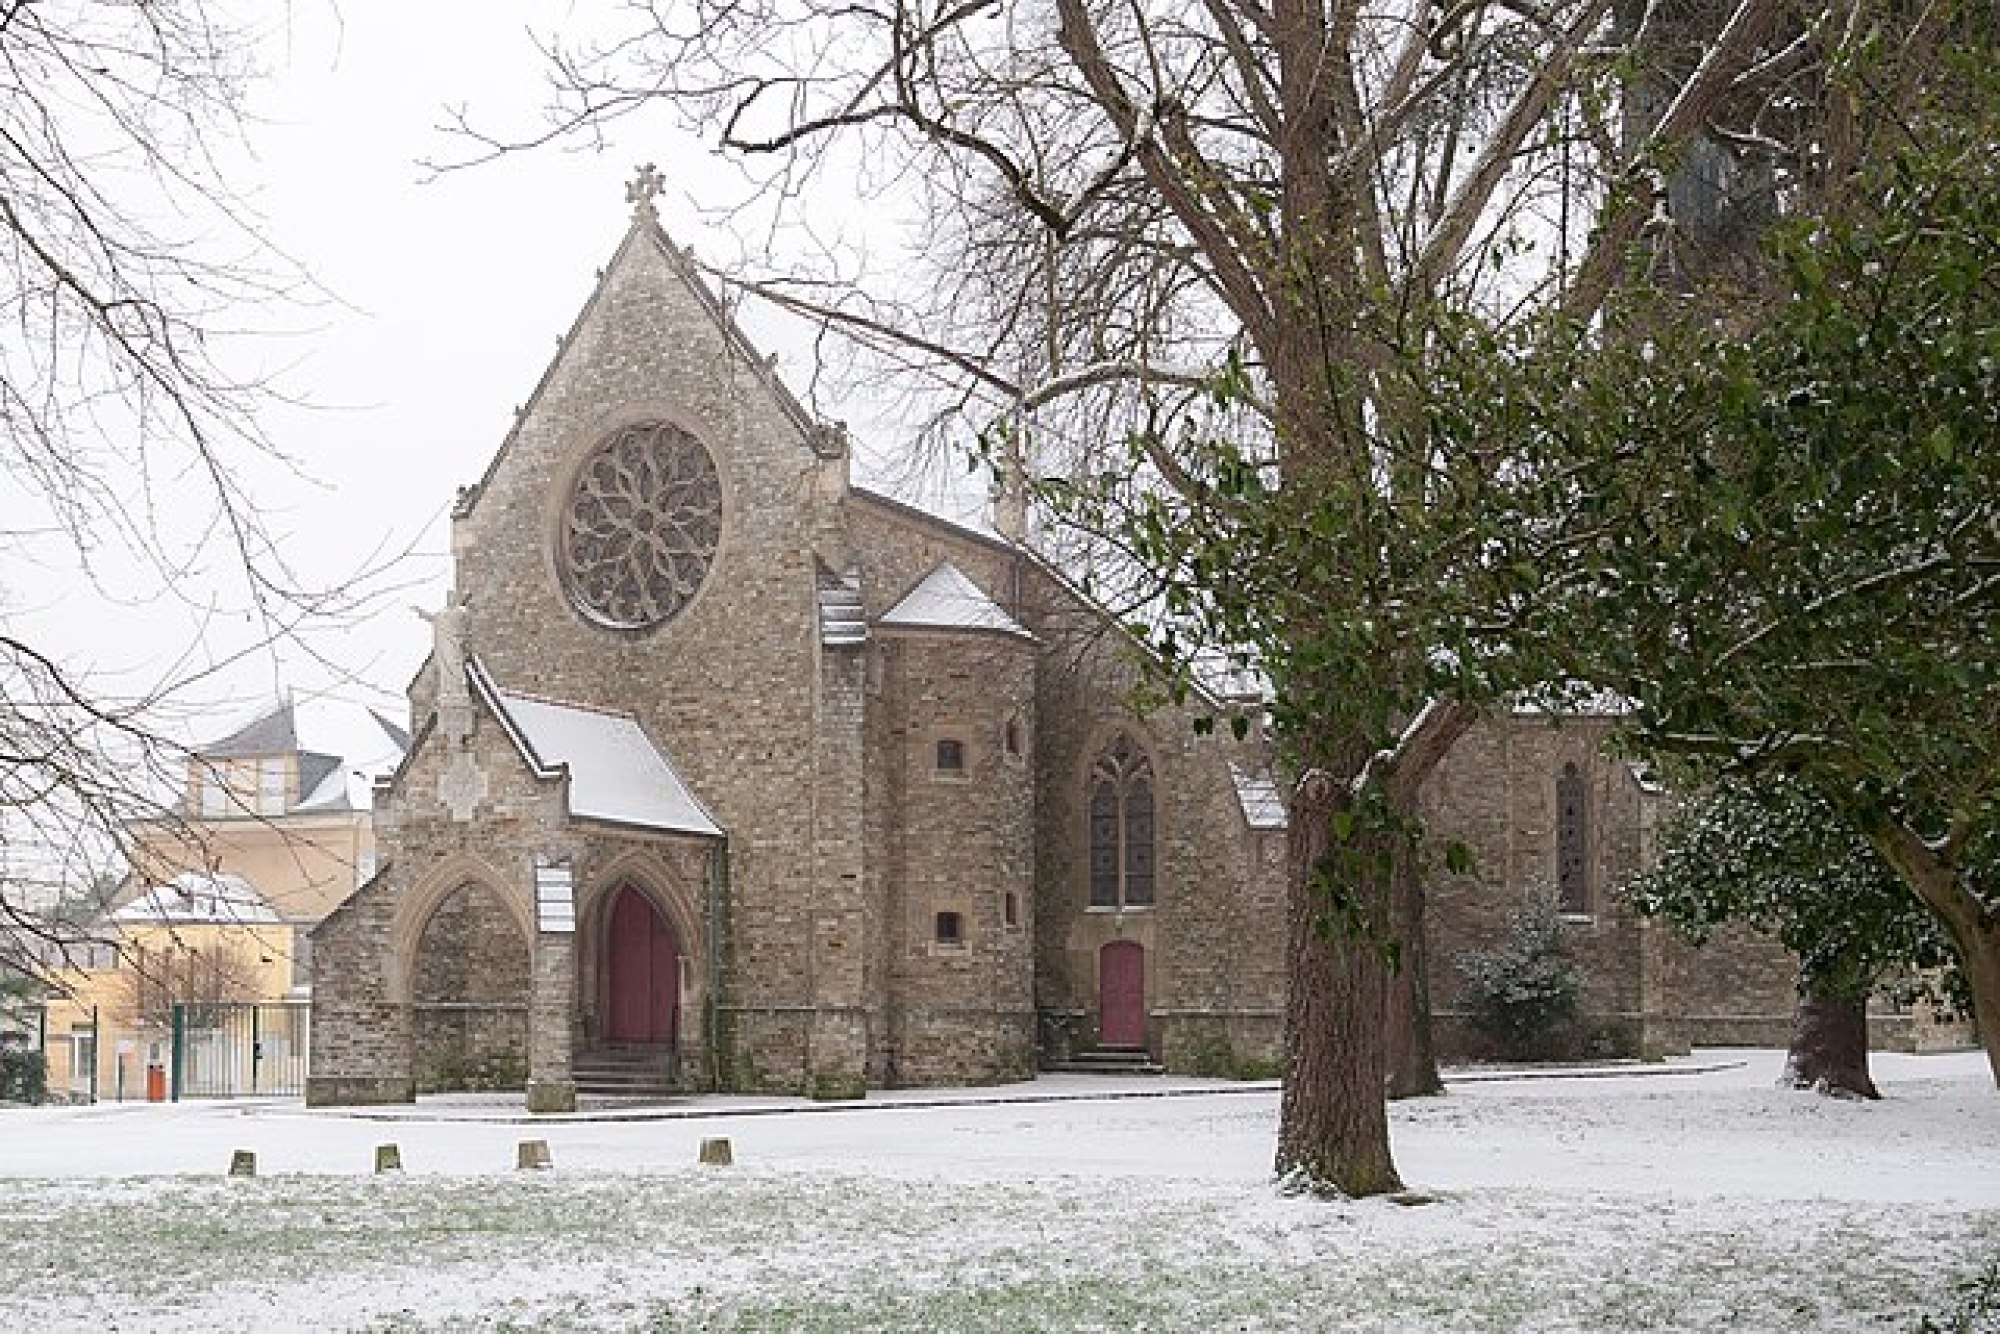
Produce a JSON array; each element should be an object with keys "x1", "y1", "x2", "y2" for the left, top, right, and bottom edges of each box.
[{"x1": 1, "y1": 1172, "x2": 1992, "y2": 1332}]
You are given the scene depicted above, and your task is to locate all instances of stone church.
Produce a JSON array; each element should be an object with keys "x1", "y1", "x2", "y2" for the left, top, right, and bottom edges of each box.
[{"x1": 306, "y1": 179, "x2": 1801, "y2": 1112}]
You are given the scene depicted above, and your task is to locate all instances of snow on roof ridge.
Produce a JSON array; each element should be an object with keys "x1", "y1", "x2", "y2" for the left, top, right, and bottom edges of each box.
[
  {"x1": 491, "y1": 684, "x2": 643, "y2": 722},
  {"x1": 878, "y1": 561, "x2": 1033, "y2": 639}
]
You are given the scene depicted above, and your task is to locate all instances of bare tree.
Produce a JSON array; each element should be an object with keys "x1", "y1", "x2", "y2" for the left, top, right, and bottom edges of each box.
[
  {"x1": 117, "y1": 935, "x2": 266, "y2": 1033},
  {"x1": 473, "y1": 0, "x2": 1912, "y2": 1195},
  {"x1": 0, "y1": 4, "x2": 371, "y2": 977}
]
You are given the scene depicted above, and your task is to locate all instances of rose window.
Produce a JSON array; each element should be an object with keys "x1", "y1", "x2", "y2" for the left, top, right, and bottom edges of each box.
[{"x1": 560, "y1": 422, "x2": 723, "y2": 630}]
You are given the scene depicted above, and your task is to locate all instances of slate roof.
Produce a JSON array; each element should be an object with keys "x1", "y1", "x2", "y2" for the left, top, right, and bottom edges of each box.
[
  {"x1": 369, "y1": 709, "x2": 412, "y2": 754},
  {"x1": 878, "y1": 562, "x2": 1033, "y2": 639},
  {"x1": 472, "y1": 663, "x2": 723, "y2": 838},
  {"x1": 192, "y1": 700, "x2": 408, "y2": 814},
  {"x1": 199, "y1": 703, "x2": 299, "y2": 759},
  {"x1": 292, "y1": 752, "x2": 347, "y2": 811}
]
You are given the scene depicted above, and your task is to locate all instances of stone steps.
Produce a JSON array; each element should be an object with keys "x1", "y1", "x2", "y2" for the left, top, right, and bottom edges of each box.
[
  {"x1": 573, "y1": 1045, "x2": 679, "y2": 1099},
  {"x1": 1044, "y1": 1048, "x2": 1166, "y2": 1076}
]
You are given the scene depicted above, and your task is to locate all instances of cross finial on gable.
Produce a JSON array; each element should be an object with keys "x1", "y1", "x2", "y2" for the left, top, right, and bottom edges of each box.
[{"x1": 626, "y1": 163, "x2": 666, "y2": 218}]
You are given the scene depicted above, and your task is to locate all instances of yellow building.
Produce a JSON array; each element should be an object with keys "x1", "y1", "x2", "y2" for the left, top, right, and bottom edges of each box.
[{"x1": 43, "y1": 702, "x2": 402, "y2": 1101}]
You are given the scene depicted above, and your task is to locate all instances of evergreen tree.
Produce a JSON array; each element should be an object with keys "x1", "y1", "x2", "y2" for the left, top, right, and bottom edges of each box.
[{"x1": 1628, "y1": 778, "x2": 1964, "y2": 1097}]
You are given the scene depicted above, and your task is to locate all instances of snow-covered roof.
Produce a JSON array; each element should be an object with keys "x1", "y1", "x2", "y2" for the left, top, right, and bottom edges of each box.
[
  {"x1": 878, "y1": 562, "x2": 1033, "y2": 639},
  {"x1": 1229, "y1": 763, "x2": 1288, "y2": 831},
  {"x1": 191, "y1": 699, "x2": 408, "y2": 815},
  {"x1": 113, "y1": 872, "x2": 281, "y2": 926},
  {"x1": 851, "y1": 485, "x2": 1013, "y2": 552},
  {"x1": 1192, "y1": 651, "x2": 1270, "y2": 704},
  {"x1": 293, "y1": 706, "x2": 409, "y2": 812},
  {"x1": 473, "y1": 665, "x2": 722, "y2": 838},
  {"x1": 200, "y1": 703, "x2": 300, "y2": 758}
]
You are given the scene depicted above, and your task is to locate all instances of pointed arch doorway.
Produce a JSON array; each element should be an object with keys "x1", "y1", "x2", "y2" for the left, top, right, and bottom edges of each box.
[{"x1": 605, "y1": 885, "x2": 679, "y2": 1044}]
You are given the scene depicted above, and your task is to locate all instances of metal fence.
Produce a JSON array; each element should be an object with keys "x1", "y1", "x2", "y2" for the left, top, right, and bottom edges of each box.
[{"x1": 169, "y1": 1000, "x2": 311, "y2": 1098}]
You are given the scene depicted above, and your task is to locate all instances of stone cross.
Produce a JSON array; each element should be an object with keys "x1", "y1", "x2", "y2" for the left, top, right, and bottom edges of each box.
[
  {"x1": 437, "y1": 749, "x2": 489, "y2": 824},
  {"x1": 627, "y1": 163, "x2": 666, "y2": 217}
]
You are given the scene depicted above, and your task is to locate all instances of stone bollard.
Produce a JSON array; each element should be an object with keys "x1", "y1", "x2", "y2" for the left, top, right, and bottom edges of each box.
[
  {"x1": 516, "y1": 1139, "x2": 553, "y2": 1171},
  {"x1": 375, "y1": 1143, "x2": 403, "y2": 1174},
  {"x1": 228, "y1": 1149, "x2": 257, "y2": 1178},
  {"x1": 698, "y1": 1136, "x2": 733, "y2": 1166}
]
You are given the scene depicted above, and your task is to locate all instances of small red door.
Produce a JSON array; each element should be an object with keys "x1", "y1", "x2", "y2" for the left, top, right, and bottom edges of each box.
[
  {"x1": 606, "y1": 887, "x2": 678, "y2": 1042},
  {"x1": 1098, "y1": 940, "x2": 1145, "y2": 1048}
]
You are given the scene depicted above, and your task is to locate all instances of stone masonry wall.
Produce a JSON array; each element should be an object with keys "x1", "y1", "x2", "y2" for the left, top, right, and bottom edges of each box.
[
  {"x1": 446, "y1": 222, "x2": 858, "y2": 1095},
  {"x1": 1649, "y1": 923, "x2": 1798, "y2": 1050},
  {"x1": 1421, "y1": 714, "x2": 1652, "y2": 1058},
  {"x1": 1019, "y1": 567, "x2": 1287, "y2": 1075},
  {"x1": 845, "y1": 496, "x2": 1286, "y2": 1078},
  {"x1": 304, "y1": 878, "x2": 412, "y2": 1106},
  {"x1": 873, "y1": 628, "x2": 1038, "y2": 1085},
  {"x1": 1420, "y1": 713, "x2": 1794, "y2": 1059},
  {"x1": 310, "y1": 677, "x2": 717, "y2": 1106},
  {"x1": 847, "y1": 496, "x2": 1041, "y2": 1086}
]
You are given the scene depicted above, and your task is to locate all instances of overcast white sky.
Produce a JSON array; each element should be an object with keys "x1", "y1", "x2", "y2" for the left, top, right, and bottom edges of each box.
[{"x1": 16, "y1": 2, "x2": 941, "y2": 764}]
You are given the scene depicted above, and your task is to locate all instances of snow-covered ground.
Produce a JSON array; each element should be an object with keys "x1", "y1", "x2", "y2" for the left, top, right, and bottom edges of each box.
[{"x1": 0, "y1": 1049, "x2": 1993, "y2": 1331}]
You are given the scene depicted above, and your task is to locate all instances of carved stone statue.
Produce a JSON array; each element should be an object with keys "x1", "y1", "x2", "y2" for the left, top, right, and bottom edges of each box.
[{"x1": 417, "y1": 589, "x2": 470, "y2": 711}]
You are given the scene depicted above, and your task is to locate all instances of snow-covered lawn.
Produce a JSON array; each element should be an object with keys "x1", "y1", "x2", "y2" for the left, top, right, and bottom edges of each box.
[{"x1": 0, "y1": 1049, "x2": 1993, "y2": 1332}]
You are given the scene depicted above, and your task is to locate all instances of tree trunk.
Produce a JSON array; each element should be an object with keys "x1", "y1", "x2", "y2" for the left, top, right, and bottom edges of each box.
[
  {"x1": 1384, "y1": 846, "x2": 1443, "y2": 1099},
  {"x1": 1275, "y1": 771, "x2": 1404, "y2": 1197},
  {"x1": 1865, "y1": 820, "x2": 2000, "y2": 1090},
  {"x1": 1779, "y1": 979, "x2": 1877, "y2": 1099},
  {"x1": 1952, "y1": 918, "x2": 2000, "y2": 1091},
  {"x1": 1379, "y1": 701, "x2": 1477, "y2": 1100}
]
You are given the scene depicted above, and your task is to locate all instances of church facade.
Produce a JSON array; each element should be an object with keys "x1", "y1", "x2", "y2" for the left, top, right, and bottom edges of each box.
[{"x1": 305, "y1": 185, "x2": 1796, "y2": 1112}]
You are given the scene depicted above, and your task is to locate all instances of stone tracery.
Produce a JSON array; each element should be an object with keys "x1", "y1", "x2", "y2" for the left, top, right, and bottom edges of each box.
[{"x1": 560, "y1": 421, "x2": 722, "y2": 629}]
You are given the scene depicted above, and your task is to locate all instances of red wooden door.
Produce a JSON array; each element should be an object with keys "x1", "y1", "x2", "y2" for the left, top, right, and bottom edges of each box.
[
  {"x1": 1098, "y1": 940, "x2": 1145, "y2": 1049},
  {"x1": 607, "y1": 887, "x2": 678, "y2": 1042}
]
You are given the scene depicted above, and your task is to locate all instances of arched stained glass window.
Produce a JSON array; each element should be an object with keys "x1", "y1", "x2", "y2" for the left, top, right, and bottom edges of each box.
[
  {"x1": 1556, "y1": 761, "x2": 1589, "y2": 914},
  {"x1": 1088, "y1": 733, "x2": 1156, "y2": 908}
]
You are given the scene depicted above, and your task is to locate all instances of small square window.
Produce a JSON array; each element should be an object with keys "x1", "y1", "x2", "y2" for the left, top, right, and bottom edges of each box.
[
  {"x1": 935, "y1": 910, "x2": 964, "y2": 945},
  {"x1": 935, "y1": 738, "x2": 965, "y2": 773}
]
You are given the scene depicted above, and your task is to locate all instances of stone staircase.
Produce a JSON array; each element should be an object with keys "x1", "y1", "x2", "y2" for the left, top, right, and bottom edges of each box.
[
  {"x1": 573, "y1": 1044, "x2": 680, "y2": 1100},
  {"x1": 1044, "y1": 1046, "x2": 1166, "y2": 1076}
]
